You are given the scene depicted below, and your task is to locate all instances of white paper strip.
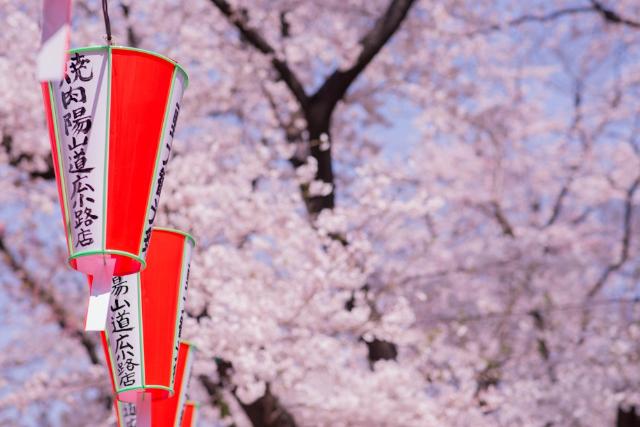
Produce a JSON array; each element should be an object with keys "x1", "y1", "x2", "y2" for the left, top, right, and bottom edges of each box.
[
  {"x1": 37, "y1": 0, "x2": 72, "y2": 81},
  {"x1": 80, "y1": 257, "x2": 115, "y2": 331},
  {"x1": 136, "y1": 392, "x2": 151, "y2": 427}
]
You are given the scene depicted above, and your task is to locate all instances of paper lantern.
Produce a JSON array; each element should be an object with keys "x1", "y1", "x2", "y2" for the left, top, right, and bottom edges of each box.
[
  {"x1": 114, "y1": 342, "x2": 196, "y2": 427},
  {"x1": 101, "y1": 227, "x2": 194, "y2": 411},
  {"x1": 41, "y1": 46, "x2": 188, "y2": 329},
  {"x1": 152, "y1": 342, "x2": 196, "y2": 427},
  {"x1": 180, "y1": 402, "x2": 200, "y2": 427}
]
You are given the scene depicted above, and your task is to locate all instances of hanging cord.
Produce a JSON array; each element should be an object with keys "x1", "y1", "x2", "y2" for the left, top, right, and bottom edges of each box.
[{"x1": 102, "y1": 0, "x2": 113, "y2": 45}]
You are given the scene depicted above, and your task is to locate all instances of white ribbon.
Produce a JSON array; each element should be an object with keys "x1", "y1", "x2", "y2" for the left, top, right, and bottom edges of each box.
[
  {"x1": 37, "y1": 0, "x2": 72, "y2": 81},
  {"x1": 78, "y1": 257, "x2": 116, "y2": 331},
  {"x1": 136, "y1": 392, "x2": 151, "y2": 427}
]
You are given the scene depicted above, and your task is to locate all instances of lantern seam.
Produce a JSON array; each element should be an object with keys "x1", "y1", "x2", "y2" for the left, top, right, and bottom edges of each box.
[
  {"x1": 174, "y1": 345, "x2": 194, "y2": 427},
  {"x1": 102, "y1": 45, "x2": 112, "y2": 253},
  {"x1": 136, "y1": 66, "x2": 178, "y2": 258}
]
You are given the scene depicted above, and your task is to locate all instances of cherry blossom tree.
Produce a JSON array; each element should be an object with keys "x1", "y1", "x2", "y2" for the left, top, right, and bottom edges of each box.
[{"x1": 1, "y1": 0, "x2": 640, "y2": 426}]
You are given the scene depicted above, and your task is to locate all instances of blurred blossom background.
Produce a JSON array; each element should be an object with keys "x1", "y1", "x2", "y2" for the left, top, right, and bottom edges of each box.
[{"x1": 1, "y1": 0, "x2": 640, "y2": 426}]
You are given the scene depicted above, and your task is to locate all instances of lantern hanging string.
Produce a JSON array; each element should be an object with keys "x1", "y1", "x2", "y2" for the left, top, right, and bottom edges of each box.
[{"x1": 102, "y1": 0, "x2": 113, "y2": 45}]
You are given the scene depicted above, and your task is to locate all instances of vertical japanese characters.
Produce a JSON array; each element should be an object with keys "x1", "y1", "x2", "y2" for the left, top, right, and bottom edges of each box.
[
  {"x1": 107, "y1": 275, "x2": 143, "y2": 391},
  {"x1": 59, "y1": 53, "x2": 98, "y2": 248},
  {"x1": 119, "y1": 402, "x2": 137, "y2": 427},
  {"x1": 140, "y1": 71, "x2": 186, "y2": 259},
  {"x1": 171, "y1": 238, "x2": 192, "y2": 385},
  {"x1": 49, "y1": 49, "x2": 109, "y2": 256}
]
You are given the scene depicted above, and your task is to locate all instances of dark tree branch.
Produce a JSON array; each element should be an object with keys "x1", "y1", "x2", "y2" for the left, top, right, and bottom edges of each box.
[
  {"x1": 543, "y1": 79, "x2": 589, "y2": 228},
  {"x1": 235, "y1": 384, "x2": 297, "y2": 427},
  {"x1": 528, "y1": 308, "x2": 556, "y2": 382},
  {"x1": 490, "y1": 201, "x2": 516, "y2": 237},
  {"x1": 199, "y1": 359, "x2": 297, "y2": 427},
  {"x1": 199, "y1": 369, "x2": 238, "y2": 427},
  {"x1": 617, "y1": 406, "x2": 640, "y2": 427},
  {"x1": 302, "y1": 0, "x2": 417, "y2": 214},
  {"x1": 472, "y1": 1, "x2": 640, "y2": 35},
  {"x1": 311, "y1": 0, "x2": 417, "y2": 115},
  {"x1": 590, "y1": 0, "x2": 640, "y2": 28},
  {"x1": 204, "y1": 2, "x2": 418, "y2": 421},
  {"x1": 544, "y1": 183, "x2": 571, "y2": 228},
  {"x1": 586, "y1": 176, "x2": 640, "y2": 299},
  {"x1": 208, "y1": 0, "x2": 309, "y2": 109},
  {"x1": 119, "y1": 2, "x2": 140, "y2": 47},
  {"x1": 508, "y1": 6, "x2": 594, "y2": 27},
  {"x1": 279, "y1": 11, "x2": 290, "y2": 38},
  {"x1": 420, "y1": 297, "x2": 637, "y2": 324},
  {"x1": 579, "y1": 175, "x2": 640, "y2": 341},
  {"x1": 209, "y1": 0, "x2": 417, "y2": 216},
  {"x1": 2, "y1": 134, "x2": 55, "y2": 180},
  {"x1": 475, "y1": 359, "x2": 503, "y2": 405},
  {"x1": 364, "y1": 338, "x2": 397, "y2": 367},
  {"x1": 544, "y1": 83, "x2": 585, "y2": 228}
]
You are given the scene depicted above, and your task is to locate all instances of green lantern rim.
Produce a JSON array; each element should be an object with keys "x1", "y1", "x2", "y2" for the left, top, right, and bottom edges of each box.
[
  {"x1": 153, "y1": 226, "x2": 196, "y2": 246},
  {"x1": 68, "y1": 249, "x2": 147, "y2": 270},
  {"x1": 68, "y1": 45, "x2": 189, "y2": 89},
  {"x1": 115, "y1": 384, "x2": 174, "y2": 399}
]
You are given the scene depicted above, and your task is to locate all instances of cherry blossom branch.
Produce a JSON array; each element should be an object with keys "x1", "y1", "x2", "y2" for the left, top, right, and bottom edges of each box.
[
  {"x1": 209, "y1": 0, "x2": 417, "y2": 215},
  {"x1": 490, "y1": 200, "x2": 515, "y2": 237},
  {"x1": 544, "y1": 82, "x2": 585, "y2": 228},
  {"x1": 471, "y1": 1, "x2": 640, "y2": 35},
  {"x1": 425, "y1": 296, "x2": 639, "y2": 324},
  {"x1": 586, "y1": 175, "x2": 640, "y2": 299},
  {"x1": 302, "y1": 0, "x2": 417, "y2": 214},
  {"x1": 208, "y1": 0, "x2": 309, "y2": 109},
  {"x1": 0, "y1": 366, "x2": 105, "y2": 411},
  {"x1": 209, "y1": 0, "x2": 416, "y2": 372},
  {"x1": 0, "y1": 232, "x2": 101, "y2": 365},
  {"x1": 1, "y1": 134, "x2": 55, "y2": 180},
  {"x1": 589, "y1": 0, "x2": 640, "y2": 29},
  {"x1": 199, "y1": 365, "x2": 297, "y2": 427},
  {"x1": 311, "y1": 0, "x2": 417, "y2": 112}
]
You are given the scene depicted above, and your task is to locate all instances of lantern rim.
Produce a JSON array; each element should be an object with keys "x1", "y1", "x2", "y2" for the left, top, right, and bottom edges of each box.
[
  {"x1": 68, "y1": 249, "x2": 147, "y2": 270},
  {"x1": 115, "y1": 384, "x2": 174, "y2": 402},
  {"x1": 68, "y1": 45, "x2": 189, "y2": 89},
  {"x1": 152, "y1": 227, "x2": 197, "y2": 247}
]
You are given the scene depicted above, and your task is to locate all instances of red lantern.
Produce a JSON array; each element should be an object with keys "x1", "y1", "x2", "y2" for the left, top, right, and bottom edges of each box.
[
  {"x1": 180, "y1": 402, "x2": 200, "y2": 427},
  {"x1": 41, "y1": 46, "x2": 188, "y2": 330},
  {"x1": 101, "y1": 227, "x2": 194, "y2": 425},
  {"x1": 152, "y1": 342, "x2": 196, "y2": 427},
  {"x1": 113, "y1": 342, "x2": 196, "y2": 427}
]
